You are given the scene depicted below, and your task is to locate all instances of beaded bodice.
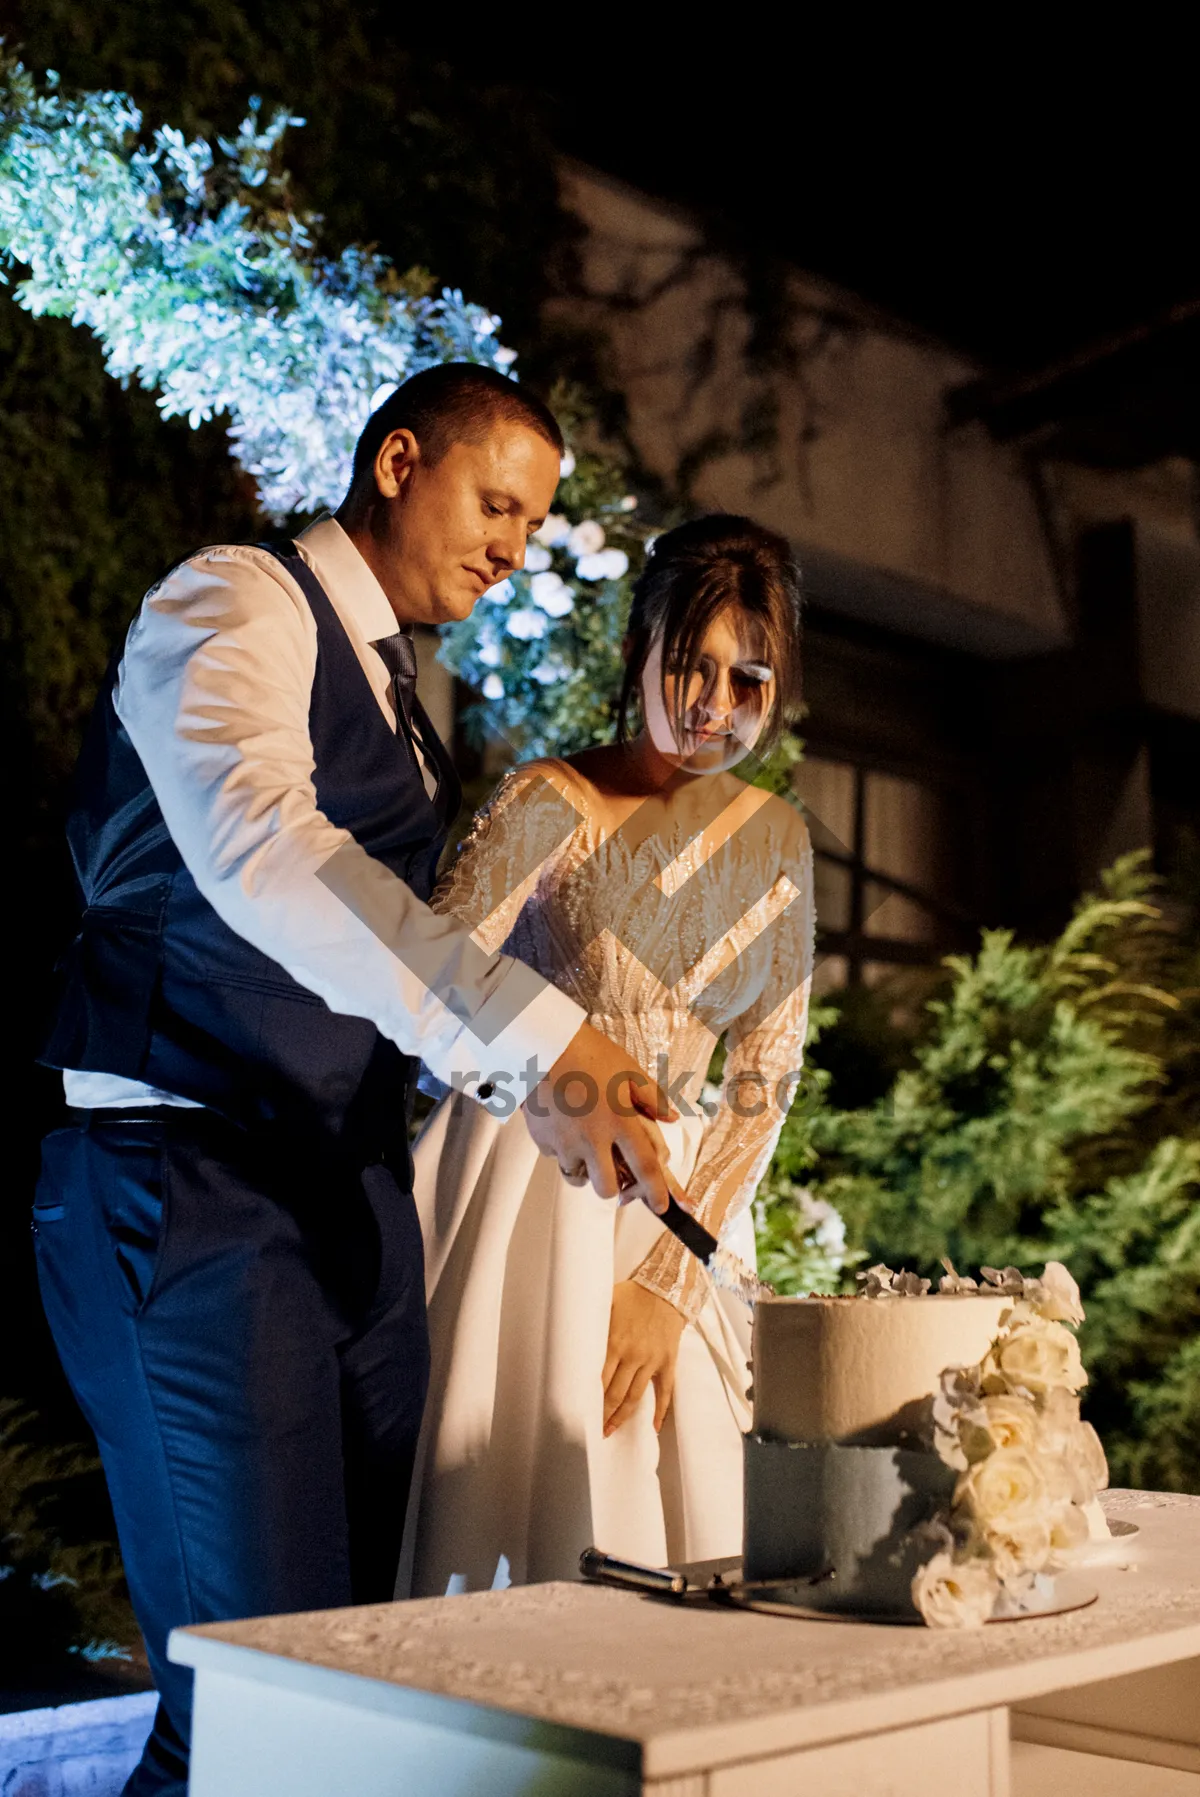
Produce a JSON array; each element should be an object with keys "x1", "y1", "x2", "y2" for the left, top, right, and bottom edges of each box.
[{"x1": 431, "y1": 757, "x2": 815, "y2": 1319}]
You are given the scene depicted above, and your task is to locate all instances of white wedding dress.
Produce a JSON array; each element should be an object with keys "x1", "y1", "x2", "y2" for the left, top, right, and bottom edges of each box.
[{"x1": 399, "y1": 757, "x2": 814, "y2": 1596}]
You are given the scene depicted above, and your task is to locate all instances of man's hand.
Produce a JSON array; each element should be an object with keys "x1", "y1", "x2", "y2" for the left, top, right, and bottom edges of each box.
[
  {"x1": 521, "y1": 1022, "x2": 675, "y2": 1215},
  {"x1": 602, "y1": 1281, "x2": 686, "y2": 1436}
]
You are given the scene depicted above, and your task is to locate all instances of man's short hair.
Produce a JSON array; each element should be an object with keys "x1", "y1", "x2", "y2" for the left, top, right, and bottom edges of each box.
[{"x1": 348, "y1": 362, "x2": 564, "y2": 493}]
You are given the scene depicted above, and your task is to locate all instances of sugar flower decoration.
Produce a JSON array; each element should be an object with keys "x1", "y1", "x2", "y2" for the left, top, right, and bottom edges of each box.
[{"x1": 913, "y1": 1259, "x2": 1108, "y2": 1628}]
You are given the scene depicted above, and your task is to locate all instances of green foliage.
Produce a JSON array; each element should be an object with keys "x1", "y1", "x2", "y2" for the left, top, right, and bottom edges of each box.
[
  {"x1": 0, "y1": 1401, "x2": 137, "y2": 1675},
  {"x1": 768, "y1": 851, "x2": 1200, "y2": 1490},
  {"x1": 807, "y1": 855, "x2": 1174, "y2": 1273}
]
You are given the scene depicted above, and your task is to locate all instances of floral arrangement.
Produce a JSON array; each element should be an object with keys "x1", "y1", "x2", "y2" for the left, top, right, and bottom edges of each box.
[
  {"x1": 0, "y1": 53, "x2": 650, "y2": 758},
  {"x1": 859, "y1": 1260, "x2": 1108, "y2": 1629},
  {"x1": 0, "y1": 54, "x2": 514, "y2": 521}
]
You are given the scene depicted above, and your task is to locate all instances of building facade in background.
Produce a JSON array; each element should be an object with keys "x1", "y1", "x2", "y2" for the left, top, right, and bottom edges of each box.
[
  {"x1": 552, "y1": 163, "x2": 1200, "y2": 984},
  {"x1": 418, "y1": 162, "x2": 1200, "y2": 986}
]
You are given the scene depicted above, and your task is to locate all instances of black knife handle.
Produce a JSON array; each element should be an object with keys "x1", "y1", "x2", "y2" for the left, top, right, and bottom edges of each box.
[{"x1": 661, "y1": 1192, "x2": 719, "y2": 1267}]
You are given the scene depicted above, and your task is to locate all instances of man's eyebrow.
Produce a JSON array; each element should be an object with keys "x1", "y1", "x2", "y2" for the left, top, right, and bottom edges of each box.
[{"x1": 484, "y1": 487, "x2": 545, "y2": 523}]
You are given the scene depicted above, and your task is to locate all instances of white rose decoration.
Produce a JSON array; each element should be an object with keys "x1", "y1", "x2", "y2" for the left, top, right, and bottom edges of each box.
[
  {"x1": 988, "y1": 1515, "x2": 1053, "y2": 1581},
  {"x1": 567, "y1": 520, "x2": 605, "y2": 557},
  {"x1": 911, "y1": 1553, "x2": 997, "y2": 1629},
  {"x1": 983, "y1": 1317, "x2": 1086, "y2": 1398},
  {"x1": 481, "y1": 672, "x2": 504, "y2": 700},
  {"x1": 1079, "y1": 1420, "x2": 1109, "y2": 1493},
  {"x1": 523, "y1": 542, "x2": 552, "y2": 573},
  {"x1": 534, "y1": 513, "x2": 571, "y2": 548},
  {"x1": 1036, "y1": 1389, "x2": 1107, "y2": 1506},
  {"x1": 1033, "y1": 1262, "x2": 1085, "y2": 1327},
  {"x1": 958, "y1": 1393, "x2": 1042, "y2": 1465},
  {"x1": 477, "y1": 641, "x2": 502, "y2": 668},
  {"x1": 956, "y1": 1447, "x2": 1052, "y2": 1578},
  {"x1": 1048, "y1": 1500, "x2": 1091, "y2": 1558}
]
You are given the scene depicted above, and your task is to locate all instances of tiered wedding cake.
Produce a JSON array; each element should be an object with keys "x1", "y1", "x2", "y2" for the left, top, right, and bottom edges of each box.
[{"x1": 743, "y1": 1263, "x2": 1108, "y2": 1627}]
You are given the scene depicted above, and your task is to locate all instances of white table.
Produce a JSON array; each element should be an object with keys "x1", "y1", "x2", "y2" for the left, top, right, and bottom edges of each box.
[{"x1": 171, "y1": 1491, "x2": 1200, "y2": 1796}]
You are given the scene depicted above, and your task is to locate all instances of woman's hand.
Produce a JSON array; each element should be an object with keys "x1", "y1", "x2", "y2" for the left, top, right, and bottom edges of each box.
[{"x1": 602, "y1": 1281, "x2": 686, "y2": 1437}]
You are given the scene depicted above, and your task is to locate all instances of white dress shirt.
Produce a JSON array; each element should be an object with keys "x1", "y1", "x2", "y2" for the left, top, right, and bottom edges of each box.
[{"x1": 63, "y1": 516, "x2": 585, "y2": 1111}]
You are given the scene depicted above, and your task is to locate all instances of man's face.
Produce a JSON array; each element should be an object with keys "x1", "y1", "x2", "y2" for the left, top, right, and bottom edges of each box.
[{"x1": 370, "y1": 421, "x2": 562, "y2": 625}]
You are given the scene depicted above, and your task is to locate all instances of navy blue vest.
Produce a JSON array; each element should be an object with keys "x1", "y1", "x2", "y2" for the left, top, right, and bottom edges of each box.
[{"x1": 41, "y1": 544, "x2": 462, "y2": 1164}]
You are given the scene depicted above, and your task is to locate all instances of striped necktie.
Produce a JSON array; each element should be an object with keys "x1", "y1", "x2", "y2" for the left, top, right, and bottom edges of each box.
[
  {"x1": 373, "y1": 629, "x2": 438, "y2": 799},
  {"x1": 373, "y1": 629, "x2": 419, "y2": 737}
]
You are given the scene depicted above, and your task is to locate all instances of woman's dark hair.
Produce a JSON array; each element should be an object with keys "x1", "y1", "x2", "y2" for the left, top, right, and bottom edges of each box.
[{"x1": 615, "y1": 514, "x2": 803, "y2": 753}]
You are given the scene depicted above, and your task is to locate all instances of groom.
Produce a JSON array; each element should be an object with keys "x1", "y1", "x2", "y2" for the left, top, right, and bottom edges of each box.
[{"x1": 35, "y1": 362, "x2": 673, "y2": 1796}]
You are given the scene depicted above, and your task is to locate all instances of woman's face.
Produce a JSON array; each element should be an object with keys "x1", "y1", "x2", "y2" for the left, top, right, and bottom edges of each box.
[{"x1": 639, "y1": 606, "x2": 776, "y2": 774}]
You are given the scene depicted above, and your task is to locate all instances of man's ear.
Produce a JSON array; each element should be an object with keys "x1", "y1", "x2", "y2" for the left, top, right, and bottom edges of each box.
[{"x1": 374, "y1": 428, "x2": 420, "y2": 500}]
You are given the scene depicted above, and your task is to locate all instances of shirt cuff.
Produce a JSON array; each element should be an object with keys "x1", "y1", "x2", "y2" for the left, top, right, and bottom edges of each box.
[{"x1": 424, "y1": 966, "x2": 586, "y2": 1110}]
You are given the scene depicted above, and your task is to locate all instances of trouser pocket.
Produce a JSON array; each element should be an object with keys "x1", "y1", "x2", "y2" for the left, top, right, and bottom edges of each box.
[{"x1": 35, "y1": 1121, "x2": 168, "y2": 1319}]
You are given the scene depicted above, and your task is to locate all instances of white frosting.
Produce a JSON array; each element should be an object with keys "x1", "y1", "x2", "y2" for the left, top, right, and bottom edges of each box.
[{"x1": 752, "y1": 1294, "x2": 1013, "y2": 1446}]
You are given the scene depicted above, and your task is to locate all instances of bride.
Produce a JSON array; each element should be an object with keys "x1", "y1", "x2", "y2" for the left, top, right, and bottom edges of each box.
[{"x1": 401, "y1": 514, "x2": 814, "y2": 1594}]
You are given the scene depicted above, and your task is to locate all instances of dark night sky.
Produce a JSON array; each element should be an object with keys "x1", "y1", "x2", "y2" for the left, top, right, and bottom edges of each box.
[{"x1": 493, "y1": 42, "x2": 1199, "y2": 377}]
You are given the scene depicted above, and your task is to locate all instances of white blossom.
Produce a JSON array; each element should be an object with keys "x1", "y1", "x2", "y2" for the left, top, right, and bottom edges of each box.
[
  {"x1": 1031, "y1": 1262, "x2": 1086, "y2": 1327},
  {"x1": 558, "y1": 450, "x2": 576, "y2": 478},
  {"x1": 477, "y1": 641, "x2": 502, "y2": 668},
  {"x1": 981, "y1": 1316, "x2": 1087, "y2": 1399},
  {"x1": 0, "y1": 62, "x2": 519, "y2": 519},
  {"x1": 912, "y1": 1553, "x2": 997, "y2": 1629},
  {"x1": 567, "y1": 520, "x2": 606, "y2": 558},
  {"x1": 793, "y1": 1190, "x2": 846, "y2": 1261},
  {"x1": 534, "y1": 513, "x2": 571, "y2": 547},
  {"x1": 505, "y1": 608, "x2": 547, "y2": 641},
  {"x1": 955, "y1": 1447, "x2": 1053, "y2": 1580},
  {"x1": 481, "y1": 672, "x2": 504, "y2": 700},
  {"x1": 522, "y1": 543, "x2": 552, "y2": 573},
  {"x1": 529, "y1": 572, "x2": 574, "y2": 617},
  {"x1": 575, "y1": 548, "x2": 630, "y2": 582}
]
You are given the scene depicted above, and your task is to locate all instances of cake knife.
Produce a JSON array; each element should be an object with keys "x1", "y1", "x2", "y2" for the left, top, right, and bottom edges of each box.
[{"x1": 615, "y1": 1151, "x2": 772, "y2": 1304}]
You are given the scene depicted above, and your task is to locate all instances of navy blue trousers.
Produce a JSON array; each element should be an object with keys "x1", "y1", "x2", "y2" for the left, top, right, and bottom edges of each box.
[{"x1": 34, "y1": 1113, "x2": 429, "y2": 1796}]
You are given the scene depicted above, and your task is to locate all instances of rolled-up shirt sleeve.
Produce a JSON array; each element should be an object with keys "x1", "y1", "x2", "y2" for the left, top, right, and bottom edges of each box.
[{"x1": 114, "y1": 546, "x2": 585, "y2": 1097}]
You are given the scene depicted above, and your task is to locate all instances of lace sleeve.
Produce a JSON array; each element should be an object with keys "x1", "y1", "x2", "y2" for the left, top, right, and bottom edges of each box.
[
  {"x1": 431, "y1": 761, "x2": 587, "y2": 953},
  {"x1": 633, "y1": 820, "x2": 815, "y2": 1323}
]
